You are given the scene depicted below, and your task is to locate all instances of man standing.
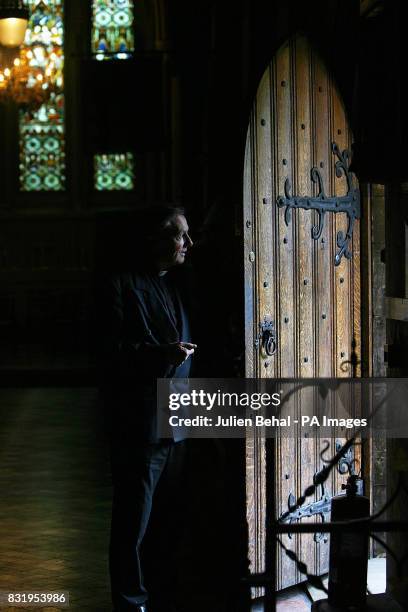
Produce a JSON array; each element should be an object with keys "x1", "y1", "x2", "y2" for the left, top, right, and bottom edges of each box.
[{"x1": 98, "y1": 206, "x2": 196, "y2": 612}]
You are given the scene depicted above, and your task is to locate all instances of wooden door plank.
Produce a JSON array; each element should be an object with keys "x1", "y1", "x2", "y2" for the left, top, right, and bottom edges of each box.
[
  {"x1": 332, "y1": 88, "x2": 351, "y2": 377},
  {"x1": 294, "y1": 36, "x2": 315, "y2": 379},
  {"x1": 245, "y1": 113, "x2": 271, "y2": 590},
  {"x1": 275, "y1": 41, "x2": 296, "y2": 378},
  {"x1": 274, "y1": 41, "x2": 298, "y2": 588},
  {"x1": 313, "y1": 49, "x2": 333, "y2": 378},
  {"x1": 250, "y1": 67, "x2": 275, "y2": 588},
  {"x1": 330, "y1": 84, "x2": 357, "y2": 502},
  {"x1": 293, "y1": 36, "x2": 319, "y2": 579},
  {"x1": 255, "y1": 67, "x2": 276, "y2": 379},
  {"x1": 244, "y1": 124, "x2": 267, "y2": 590},
  {"x1": 312, "y1": 47, "x2": 333, "y2": 575},
  {"x1": 244, "y1": 127, "x2": 256, "y2": 377}
]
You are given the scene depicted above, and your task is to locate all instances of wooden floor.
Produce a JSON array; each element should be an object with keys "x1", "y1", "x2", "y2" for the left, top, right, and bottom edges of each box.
[{"x1": 0, "y1": 388, "x2": 111, "y2": 612}]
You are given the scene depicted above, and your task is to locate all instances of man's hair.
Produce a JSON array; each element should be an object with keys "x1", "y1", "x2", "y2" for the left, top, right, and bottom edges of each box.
[
  {"x1": 140, "y1": 204, "x2": 185, "y2": 239},
  {"x1": 95, "y1": 204, "x2": 186, "y2": 274},
  {"x1": 134, "y1": 205, "x2": 187, "y2": 261}
]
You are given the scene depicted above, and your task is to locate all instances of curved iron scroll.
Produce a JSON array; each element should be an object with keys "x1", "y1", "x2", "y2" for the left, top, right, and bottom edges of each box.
[
  {"x1": 276, "y1": 142, "x2": 360, "y2": 266},
  {"x1": 336, "y1": 439, "x2": 359, "y2": 476}
]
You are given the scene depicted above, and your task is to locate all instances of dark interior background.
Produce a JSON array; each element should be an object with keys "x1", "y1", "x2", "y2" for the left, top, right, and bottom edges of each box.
[
  {"x1": 0, "y1": 0, "x2": 406, "y2": 378},
  {"x1": 0, "y1": 0, "x2": 408, "y2": 607}
]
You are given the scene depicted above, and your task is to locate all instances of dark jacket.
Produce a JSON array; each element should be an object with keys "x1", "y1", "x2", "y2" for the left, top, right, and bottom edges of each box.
[{"x1": 98, "y1": 269, "x2": 192, "y2": 442}]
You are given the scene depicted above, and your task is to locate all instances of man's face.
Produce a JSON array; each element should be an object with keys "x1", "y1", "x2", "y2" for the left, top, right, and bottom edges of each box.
[{"x1": 157, "y1": 214, "x2": 193, "y2": 269}]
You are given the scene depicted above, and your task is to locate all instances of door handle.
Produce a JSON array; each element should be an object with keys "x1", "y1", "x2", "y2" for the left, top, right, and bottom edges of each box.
[{"x1": 260, "y1": 319, "x2": 277, "y2": 356}]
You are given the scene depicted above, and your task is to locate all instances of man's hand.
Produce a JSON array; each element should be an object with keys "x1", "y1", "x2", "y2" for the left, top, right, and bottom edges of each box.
[{"x1": 165, "y1": 342, "x2": 197, "y2": 366}]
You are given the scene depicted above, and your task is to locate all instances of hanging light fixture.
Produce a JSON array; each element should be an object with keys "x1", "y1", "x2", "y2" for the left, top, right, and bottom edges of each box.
[
  {"x1": 0, "y1": 2, "x2": 61, "y2": 112},
  {"x1": 0, "y1": 45, "x2": 58, "y2": 111},
  {"x1": 0, "y1": 0, "x2": 29, "y2": 48}
]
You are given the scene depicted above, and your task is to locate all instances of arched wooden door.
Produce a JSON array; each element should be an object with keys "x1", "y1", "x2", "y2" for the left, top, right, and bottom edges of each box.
[{"x1": 244, "y1": 35, "x2": 361, "y2": 589}]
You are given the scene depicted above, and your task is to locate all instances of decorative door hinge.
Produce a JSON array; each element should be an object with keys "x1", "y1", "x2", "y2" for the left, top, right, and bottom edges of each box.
[
  {"x1": 277, "y1": 142, "x2": 360, "y2": 266},
  {"x1": 279, "y1": 479, "x2": 332, "y2": 543}
]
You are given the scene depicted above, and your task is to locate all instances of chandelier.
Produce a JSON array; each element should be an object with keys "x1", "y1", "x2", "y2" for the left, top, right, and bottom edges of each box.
[
  {"x1": 0, "y1": 0, "x2": 61, "y2": 112},
  {"x1": 0, "y1": 44, "x2": 58, "y2": 111}
]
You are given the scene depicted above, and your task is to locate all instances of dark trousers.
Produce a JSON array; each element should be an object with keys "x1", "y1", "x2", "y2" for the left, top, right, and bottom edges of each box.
[{"x1": 109, "y1": 439, "x2": 184, "y2": 612}]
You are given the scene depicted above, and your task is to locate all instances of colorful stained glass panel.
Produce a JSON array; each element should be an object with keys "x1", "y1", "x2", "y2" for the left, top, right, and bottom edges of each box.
[
  {"x1": 19, "y1": 93, "x2": 65, "y2": 191},
  {"x1": 92, "y1": 0, "x2": 134, "y2": 60},
  {"x1": 94, "y1": 153, "x2": 134, "y2": 190},
  {"x1": 19, "y1": 0, "x2": 65, "y2": 192}
]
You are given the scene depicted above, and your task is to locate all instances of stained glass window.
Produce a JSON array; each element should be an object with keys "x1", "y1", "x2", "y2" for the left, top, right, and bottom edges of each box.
[
  {"x1": 19, "y1": 0, "x2": 65, "y2": 192},
  {"x1": 94, "y1": 153, "x2": 134, "y2": 190},
  {"x1": 92, "y1": 0, "x2": 134, "y2": 60},
  {"x1": 92, "y1": 2, "x2": 135, "y2": 191}
]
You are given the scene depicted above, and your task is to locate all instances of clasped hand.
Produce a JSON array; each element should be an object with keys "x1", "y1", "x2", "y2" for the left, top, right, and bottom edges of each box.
[{"x1": 165, "y1": 342, "x2": 197, "y2": 366}]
